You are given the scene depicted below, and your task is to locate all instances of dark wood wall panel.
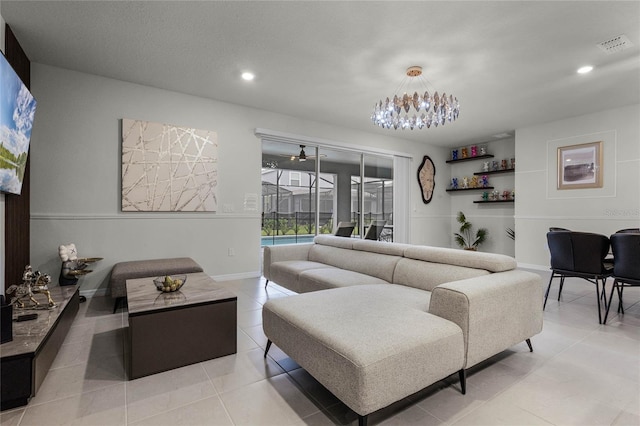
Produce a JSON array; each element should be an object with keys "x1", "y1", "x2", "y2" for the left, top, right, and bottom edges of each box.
[{"x1": 4, "y1": 24, "x2": 31, "y2": 290}]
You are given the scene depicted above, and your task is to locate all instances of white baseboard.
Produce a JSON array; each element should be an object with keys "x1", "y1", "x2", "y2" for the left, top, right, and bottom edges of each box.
[
  {"x1": 80, "y1": 287, "x2": 109, "y2": 299},
  {"x1": 212, "y1": 271, "x2": 262, "y2": 281},
  {"x1": 517, "y1": 262, "x2": 548, "y2": 271}
]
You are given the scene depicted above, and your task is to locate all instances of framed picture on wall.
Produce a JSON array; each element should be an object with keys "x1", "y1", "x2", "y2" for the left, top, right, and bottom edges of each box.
[{"x1": 557, "y1": 141, "x2": 603, "y2": 190}]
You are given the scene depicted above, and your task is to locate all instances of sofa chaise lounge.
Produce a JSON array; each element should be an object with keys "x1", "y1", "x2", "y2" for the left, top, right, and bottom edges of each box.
[{"x1": 262, "y1": 236, "x2": 543, "y2": 425}]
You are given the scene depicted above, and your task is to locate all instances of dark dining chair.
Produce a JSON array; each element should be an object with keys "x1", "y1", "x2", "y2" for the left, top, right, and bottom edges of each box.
[
  {"x1": 334, "y1": 222, "x2": 355, "y2": 237},
  {"x1": 615, "y1": 228, "x2": 640, "y2": 234},
  {"x1": 603, "y1": 233, "x2": 640, "y2": 323},
  {"x1": 549, "y1": 227, "x2": 570, "y2": 232},
  {"x1": 544, "y1": 231, "x2": 613, "y2": 323}
]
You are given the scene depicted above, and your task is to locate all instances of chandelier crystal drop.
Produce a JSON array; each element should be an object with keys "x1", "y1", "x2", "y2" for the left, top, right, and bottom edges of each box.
[{"x1": 371, "y1": 66, "x2": 460, "y2": 130}]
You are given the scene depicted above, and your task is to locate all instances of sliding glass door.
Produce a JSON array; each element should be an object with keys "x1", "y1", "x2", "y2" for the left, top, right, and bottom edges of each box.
[{"x1": 261, "y1": 140, "x2": 395, "y2": 245}]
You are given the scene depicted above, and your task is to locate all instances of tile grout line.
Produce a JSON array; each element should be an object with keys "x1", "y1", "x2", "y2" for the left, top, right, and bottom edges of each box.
[{"x1": 200, "y1": 361, "x2": 237, "y2": 425}]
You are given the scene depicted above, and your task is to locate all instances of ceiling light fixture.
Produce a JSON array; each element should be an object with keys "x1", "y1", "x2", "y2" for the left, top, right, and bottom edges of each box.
[
  {"x1": 241, "y1": 72, "x2": 255, "y2": 81},
  {"x1": 372, "y1": 66, "x2": 460, "y2": 130},
  {"x1": 577, "y1": 65, "x2": 593, "y2": 74}
]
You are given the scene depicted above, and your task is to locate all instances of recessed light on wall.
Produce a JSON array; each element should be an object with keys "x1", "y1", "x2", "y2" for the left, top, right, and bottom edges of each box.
[
  {"x1": 577, "y1": 65, "x2": 593, "y2": 74},
  {"x1": 241, "y1": 72, "x2": 255, "y2": 81}
]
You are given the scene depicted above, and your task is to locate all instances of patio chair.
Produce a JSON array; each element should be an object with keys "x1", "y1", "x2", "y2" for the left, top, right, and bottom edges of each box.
[
  {"x1": 544, "y1": 231, "x2": 613, "y2": 323},
  {"x1": 334, "y1": 222, "x2": 355, "y2": 237},
  {"x1": 603, "y1": 233, "x2": 640, "y2": 323},
  {"x1": 364, "y1": 220, "x2": 386, "y2": 240}
]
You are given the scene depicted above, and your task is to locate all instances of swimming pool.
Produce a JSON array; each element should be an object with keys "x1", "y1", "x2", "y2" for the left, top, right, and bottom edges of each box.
[{"x1": 261, "y1": 235, "x2": 315, "y2": 246}]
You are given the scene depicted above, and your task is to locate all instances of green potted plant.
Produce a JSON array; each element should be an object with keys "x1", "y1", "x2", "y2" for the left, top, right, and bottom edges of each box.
[{"x1": 454, "y1": 211, "x2": 488, "y2": 251}]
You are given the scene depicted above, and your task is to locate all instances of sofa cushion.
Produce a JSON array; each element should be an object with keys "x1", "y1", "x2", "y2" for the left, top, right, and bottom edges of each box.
[
  {"x1": 298, "y1": 268, "x2": 389, "y2": 293},
  {"x1": 308, "y1": 245, "x2": 400, "y2": 282},
  {"x1": 314, "y1": 235, "x2": 355, "y2": 249},
  {"x1": 403, "y1": 246, "x2": 517, "y2": 273},
  {"x1": 350, "y1": 238, "x2": 409, "y2": 256},
  {"x1": 393, "y1": 258, "x2": 490, "y2": 292},
  {"x1": 269, "y1": 260, "x2": 335, "y2": 293},
  {"x1": 262, "y1": 285, "x2": 463, "y2": 416}
]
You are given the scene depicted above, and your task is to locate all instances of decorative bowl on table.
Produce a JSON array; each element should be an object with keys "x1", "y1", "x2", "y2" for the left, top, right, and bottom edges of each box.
[{"x1": 153, "y1": 275, "x2": 187, "y2": 292}]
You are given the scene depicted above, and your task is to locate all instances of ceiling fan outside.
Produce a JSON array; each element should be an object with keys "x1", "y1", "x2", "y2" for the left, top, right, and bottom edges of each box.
[{"x1": 279, "y1": 145, "x2": 326, "y2": 162}]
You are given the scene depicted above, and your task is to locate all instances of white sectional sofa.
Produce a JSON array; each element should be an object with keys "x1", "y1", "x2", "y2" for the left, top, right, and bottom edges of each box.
[{"x1": 262, "y1": 235, "x2": 543, "y2": 426}]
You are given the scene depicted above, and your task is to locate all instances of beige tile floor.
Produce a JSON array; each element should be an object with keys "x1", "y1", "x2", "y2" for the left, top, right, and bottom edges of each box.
[{"x1": 2, "y1": 270, "x2": 639, "y2": 426}]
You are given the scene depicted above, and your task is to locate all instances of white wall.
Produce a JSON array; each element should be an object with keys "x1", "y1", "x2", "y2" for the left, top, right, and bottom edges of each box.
[
  {"x1": 515, "y1": 103, "x2": 640, "y2": 268},
  {"x1": 29, "y1": 64, "x2": 453, "y2": 296}
]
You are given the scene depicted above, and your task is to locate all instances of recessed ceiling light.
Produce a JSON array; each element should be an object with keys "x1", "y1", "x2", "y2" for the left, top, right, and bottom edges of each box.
[
  {"x1": 241, "y1": 72, "x2": 255, "y2": 81},
  {"x1": 577, "y1": 66, "x2": 593, "y2": 74}
]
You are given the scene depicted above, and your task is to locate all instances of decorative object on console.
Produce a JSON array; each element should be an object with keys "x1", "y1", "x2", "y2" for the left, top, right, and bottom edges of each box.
[
  {"x1": 121, "y1": 118, "x2": 218, "y2": 211},
  {"x1": 59, "y1": 243, "x2": 103, "y2": 302},
  {"x1": 451, "y1": 177, "x2": 458, "y2": 190},
  {"x1": 6, "y1": 265, "x2": 56, "y2": 309},
  {"x1": 470, "y1": 145, "x2": 477, "y2": 157},
  {"x1": 481, "y1": 175, "x2": 489, "y2": 188},
  {"x1": 0, "y1": 295, "x2": 13, "y2": 344},
  {"x1": 371, "y1": 66, "x2": 460, "y2": 130},
  {"x1": 461, "y1": 147, "x2": 468, "y2": 159},
  {"x1": 451, "y1": 149, "x2": 458, "y2": 160},
  {"x1": 417, "y1": 156, "x2": 436, "y2": 204},
  {"x1": 557, "y1": 141, "x2": 603, "y2": 190},
  {"x1": 454, "y1": 211, "x2": 488, "y2": 251},
  {"x1": 483, "y1": 161, "x2": 490, "y2": 172}
]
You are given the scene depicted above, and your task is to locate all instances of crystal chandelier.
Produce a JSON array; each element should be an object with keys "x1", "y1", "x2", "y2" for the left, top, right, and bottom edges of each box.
[{"x1": 371, "y1": 66, "x2": 460, "y2": 130}]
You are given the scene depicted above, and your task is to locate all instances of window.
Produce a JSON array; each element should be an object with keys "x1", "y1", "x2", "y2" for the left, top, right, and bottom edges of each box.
[{"x1": 289, "y1": 172, "x2": 301, "y2": 187}]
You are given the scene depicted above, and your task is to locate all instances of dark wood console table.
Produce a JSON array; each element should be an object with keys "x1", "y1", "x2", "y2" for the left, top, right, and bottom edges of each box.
[{"x1": 0, "y1": 285, "x2": 79, "y2": 410}]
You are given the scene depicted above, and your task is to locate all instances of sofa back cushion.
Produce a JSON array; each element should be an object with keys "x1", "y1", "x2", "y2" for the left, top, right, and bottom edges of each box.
[
  {"x1": 403, "y1": 246, "x2": 516, "y2": 273},
  {"x1": 393, "y1": 258, "x2": 490, "y2": 291},
  {"x1": 309, "y1": 244, "x2": 399, "y2": 282},
  {"x1": 351, "y1": 239, "x2": 409, "y2": 256}
]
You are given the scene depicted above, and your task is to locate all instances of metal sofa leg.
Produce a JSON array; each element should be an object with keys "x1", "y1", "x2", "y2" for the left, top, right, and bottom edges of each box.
[
  {"x1": 358, "y1": 414, "x2": 368, "y2": 426},
  {"x1": 264, "y1": 340, "x2": 272, "y2": 358},
  {"x1": 264, "y1": 279, "x2": 269, "y2": 289},
  {"x1": 458, "y1": 369, "x2": 466, "y2": 395},
  {"x1": 526, "y1": 338, "x2": 533, "y2": 352}
]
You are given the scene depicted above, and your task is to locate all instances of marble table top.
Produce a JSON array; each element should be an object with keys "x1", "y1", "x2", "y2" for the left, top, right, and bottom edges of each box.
[
  {"x1": 0, "y1": 284, "x2": 78, "y2": 358},
  {"x1": 126, "y1": 272, "x2": 236, "y2": 316}
]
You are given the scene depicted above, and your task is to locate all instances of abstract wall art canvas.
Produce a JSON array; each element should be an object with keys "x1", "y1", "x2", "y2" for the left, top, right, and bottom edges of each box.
[{"x1": 122, "y1": 119, "x2": 218, "y2": 211}]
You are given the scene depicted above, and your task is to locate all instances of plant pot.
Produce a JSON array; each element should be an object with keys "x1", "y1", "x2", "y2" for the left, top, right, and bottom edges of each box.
[{"x1": 463, "y1": 247, "x2": 477, "y2": 251}]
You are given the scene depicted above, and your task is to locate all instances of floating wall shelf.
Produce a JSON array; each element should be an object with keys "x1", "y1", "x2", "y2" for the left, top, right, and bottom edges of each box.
[
  {"x1": 473, "y1": 169, "x2": 515, "y2": 176},
  {"x1": 445, "y1": 154, "x2": 494, "y2": 164},
  {"x1": 446, "y1": 187, "x2": 494, "y2": 192}
]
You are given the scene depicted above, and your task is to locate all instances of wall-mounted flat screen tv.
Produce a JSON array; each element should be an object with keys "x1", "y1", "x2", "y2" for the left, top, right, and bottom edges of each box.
[{"x1": 1, "y1": 52, "x2": 37, "y2": 195}]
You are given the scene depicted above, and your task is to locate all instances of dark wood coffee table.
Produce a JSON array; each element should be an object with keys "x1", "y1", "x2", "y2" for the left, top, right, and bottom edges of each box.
[{"x1": 126, "y1": 272, "x2": 236, "y2": 379}]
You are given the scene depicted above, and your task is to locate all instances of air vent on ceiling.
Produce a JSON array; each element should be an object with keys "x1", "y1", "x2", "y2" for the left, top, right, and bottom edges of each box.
[{"x1": 597, "y1": 34, "x2": 633, "y2": 54}]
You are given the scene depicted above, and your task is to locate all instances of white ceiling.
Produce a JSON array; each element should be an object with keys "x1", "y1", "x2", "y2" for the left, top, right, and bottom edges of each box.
[{"x1": 2, "y1": 1, "x2": 639, "y2": 148}]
